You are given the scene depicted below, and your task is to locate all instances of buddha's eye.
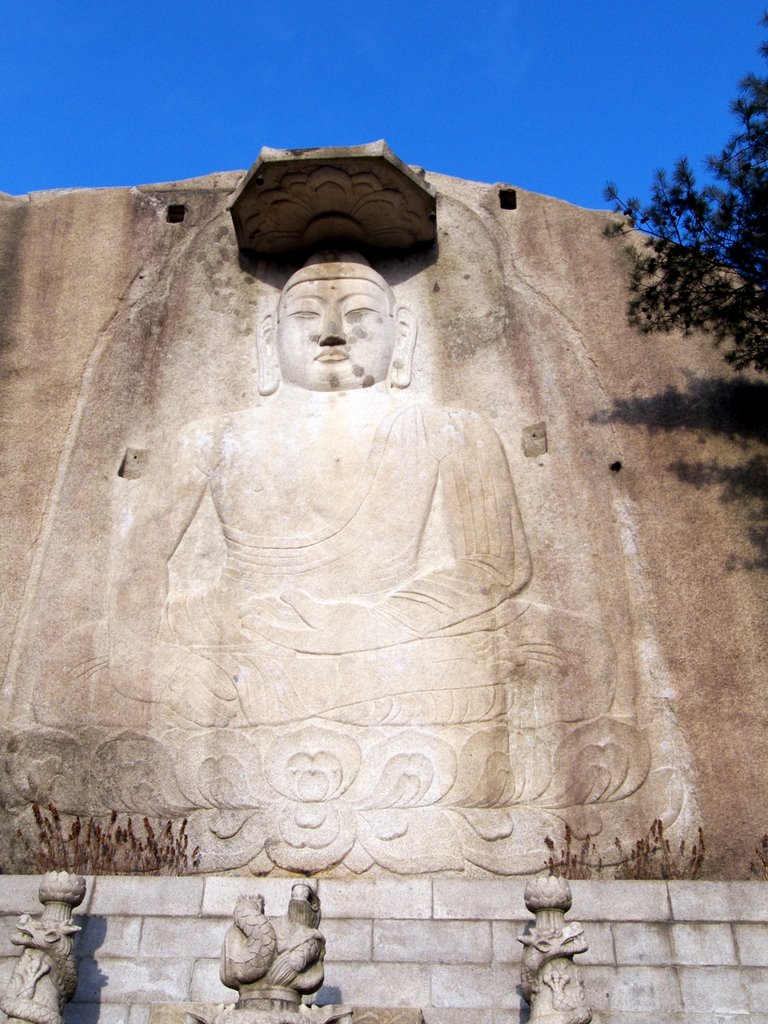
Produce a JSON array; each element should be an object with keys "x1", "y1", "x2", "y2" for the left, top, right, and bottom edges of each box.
[
  {"x1": 345, "y1": 308, "x2": 380, "y2": 324},
  {"x1": 288, "y1": 309, "x2": 321, "y2": 319}
]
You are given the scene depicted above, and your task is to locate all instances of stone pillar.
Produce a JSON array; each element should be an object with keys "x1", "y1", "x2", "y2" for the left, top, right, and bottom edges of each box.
[
  {"x1": 518, "y1": 877, "x2": 591, "y2": 1024},
  {"x1": 0, "y1": 872, "x2": 86, "y2": 1024}
]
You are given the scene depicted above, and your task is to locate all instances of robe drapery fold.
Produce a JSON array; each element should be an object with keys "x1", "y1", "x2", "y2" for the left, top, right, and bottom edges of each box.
[{"x1": 157, "y1": 404, "x2": 611, "y2": 728}]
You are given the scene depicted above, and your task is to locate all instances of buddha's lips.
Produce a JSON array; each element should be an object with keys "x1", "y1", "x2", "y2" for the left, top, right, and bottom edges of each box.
[{"x1": 315, "y1": 350, "x2": 349, "y2": 362}]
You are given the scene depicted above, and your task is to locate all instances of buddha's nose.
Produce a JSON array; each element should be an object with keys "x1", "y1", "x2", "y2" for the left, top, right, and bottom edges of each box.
[{"x1": 318, "y1": 319, "x2": 347, "y2": 347}]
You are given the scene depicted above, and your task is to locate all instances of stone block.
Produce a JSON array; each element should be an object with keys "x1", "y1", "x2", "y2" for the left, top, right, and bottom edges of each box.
[
  {"x1": 434, "y1": 879, "x2": 670, "y2": 923},
  {"x1": 75, "y1": 956, "x2": 194, "y2": 1003},
  {"x1": 423, "y1": 1012, "x2": 519, "y2": 1024},
  {"x1": 669, "y1": 881, "x2": 768, "y2": 922},
  {"x1": 569, "y1": 880, "x2": 671, "y2": 921},
  {"x1": 422, "y1": 1012, "x2": 486, "y2": 1024},
  {"x1": 579, "y1": 921, "x2": 614, "y2": 965},
  {"x1": 140, "y1": 916, "x2": 229, "y2": 959},
  {"x1": 583, "y1": 1017, "x2": 758, "y2": 1024},
  {"x1": 129, "y1": 1005, "x2": 153, "y2": 1024},
  {"x1": 430, "y1": 965, "x2": 518, "y2": 1009},
  {"x1": 373, "y1": 920, "x2": 491, "y2": 964},
  {"x1": 0, "y1": 874, "x2": 66, "y2": 914},
  {"x1": 490, "y1": 921, "x2": 528, "y2": 963},
  {"x1": 672, "y1": 922, "x2": 737, "y2": 965},
  {"x1": 79, "y1": 914, "x2": 142, "y2": 957},
  {"x1": 744, "y1": 966, "x2": 768, "y2": 1014},
  {"x1": 318, "y1": 963, "x2": 431, "y2": 1008},
  {"x1": 201, "y1": 877, "x2": 296, "y2": 917},
  {"x1": 352, "y1": 1009, "x2": 424, "y2": 1024},
  {"x1": 678, "y1": 966, "x2": 750, "y2": 1014},
  {"x1": 324, "y1": 918, "x2": 374, "y2": 961},
  {"x1": 189, "y1": 958, "x2": 233, "y2": 1003},
  {"x1": 433, "y1": 880, "x2": 527, "y2": 920},
  {"x1": 90, "y1": 876, "x2": 204, "y2": 917},
  {"x1": 66, "y1": 1003, "x2": 128, "y2": 1024},
  {"x1": 612, "y1": 921, "x2": 672, "y2": 965},
  {"x1": 157, "y1": 1010, "x2": 421, "y2": 1024},
  {"x1": 149, "y1": 1002, "x2": 223, "y2": 1024},
  {"x1": 318, "y1": 880, "x2": 433, "y2": 921},
  {"x1": 734, "y1": 922, "x2": 768, "y2": 965},
  {"x1": 583, "y1": 964, "x2": 682, "y2": 1013}
]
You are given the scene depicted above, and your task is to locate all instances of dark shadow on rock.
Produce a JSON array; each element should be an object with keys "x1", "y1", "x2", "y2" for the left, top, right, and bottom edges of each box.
[
  {"x1": 516, "y1": 920, "x2": 532, "y2": 1023},
  {"x1": 237, "y1": 241, "x2": 440, "y2": 292},
  {"x1": 591, "y1": 372, "x2": 768, "y2": 446},
  {"x1": 66, "y1": 916, "x2": 108, "y2": 1024},
  {"x1": 592, "y1": 373, "x2": 768, "y2": 571},
  {"x1": 317, "y1": 984, "x2": 343, "y2": 1005},
  {"x1": 669, "y1": 454, "x2": 768, "y2": 572},
  {"x1": 76, "y1": 914, "x2": 109, "y2": 958}
]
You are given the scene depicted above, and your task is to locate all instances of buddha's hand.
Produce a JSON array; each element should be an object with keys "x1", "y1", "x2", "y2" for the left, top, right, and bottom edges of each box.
[
  {"x1": 109, "y1": 633, "x2": 166, "y2": 703},
  {"x1": 240, "y1": 589, "x2": 411, "y2": 654},
  {"x1": 111, "y1": 639, "x2": 238, "y2": 728},
  {"x1": 161, "y1": 649, "x2": 240, "y2": 728}
]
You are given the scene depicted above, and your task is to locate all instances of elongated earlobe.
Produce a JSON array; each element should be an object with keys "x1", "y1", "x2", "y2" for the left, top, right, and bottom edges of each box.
[
  {"x1": 390, "y1": 306, "x2": 417, "y2": 389},
  {"x1": 257, "y1": 315, "x2": 281, "y2": 396}
]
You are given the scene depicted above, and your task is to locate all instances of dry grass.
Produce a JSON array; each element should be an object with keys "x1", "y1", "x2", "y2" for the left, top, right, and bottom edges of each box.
[
  {"x1": 750, "y1": 833, "x2": 768, "y2": 880},
  {"x1": 614, "y1": 818, "x2": 705, "y2": 880},
  {"x1": 544, "y1": 823, "x2": 602, "y2": 879},
  {"x1": 13, "y1": 802, "x2": 201, "y2": 875},
  {"x1": 543, "y1": 819, "x2": 705, "y2": 880}
]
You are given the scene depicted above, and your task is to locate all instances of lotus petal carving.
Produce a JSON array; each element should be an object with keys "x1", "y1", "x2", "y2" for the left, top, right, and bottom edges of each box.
[{"x1": 229, "y1": 142, "x2": 436, "y2": 255}]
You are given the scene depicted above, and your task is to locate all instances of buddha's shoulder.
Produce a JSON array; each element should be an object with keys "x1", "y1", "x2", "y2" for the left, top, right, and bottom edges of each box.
[
  {"x1": 399, "y1": 401, "x2": 504, "y2": 461},
  {"x1": 177, "y1": 401, "x2": 284, "y2": 438},
  {"x1": 169, "y1": 405, "x2": 272, "y2": 469},
  {"x1": 408, "y1": 401, "x2": 501, "y2": 441},
  {"x1": 168, "y1": 399, "x2": 503, "y2": 467}
]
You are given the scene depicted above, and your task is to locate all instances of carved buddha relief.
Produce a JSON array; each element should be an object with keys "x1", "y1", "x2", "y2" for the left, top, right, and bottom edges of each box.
[
  {"x1": 1, "y1": 148, "x2": 686, "y2": 874},
  {"x1": 102, "y1": 250, "x2": 652, "y2": 873},
  {"x1": 112, "y1": 253, "x2": 540, "y2": 724}
]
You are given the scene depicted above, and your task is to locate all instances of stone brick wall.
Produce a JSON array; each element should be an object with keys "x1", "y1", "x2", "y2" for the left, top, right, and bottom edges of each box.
[{"x1": 0, "y1": 877, "x2": 766, "y2": 1023}]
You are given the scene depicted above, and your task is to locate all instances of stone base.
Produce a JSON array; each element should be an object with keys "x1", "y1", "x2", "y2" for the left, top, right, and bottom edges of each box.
[
  {"x1": 149, "y1": 1007, "x2": 424, "y2": 1024},
  {"x1": 2, "y1": 877, "x2": 767, "y2": 1021}
]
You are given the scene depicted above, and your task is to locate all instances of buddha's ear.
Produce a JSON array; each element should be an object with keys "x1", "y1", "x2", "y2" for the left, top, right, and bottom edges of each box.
[
  {"x1": 390, "y1": 305, "x2": 417, "y2": 389},
  {"x1": 257, "y1": 315, "x2": 281, "y2": 396}
]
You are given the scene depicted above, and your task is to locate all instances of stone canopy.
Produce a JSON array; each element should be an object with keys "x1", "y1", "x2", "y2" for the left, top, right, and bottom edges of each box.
[
  {"x1": 228, "y1": 142, "x2": 437, "y2": 256},
  {"x1": 0, "y1": 145, "x2": 765, "y2": 879}
]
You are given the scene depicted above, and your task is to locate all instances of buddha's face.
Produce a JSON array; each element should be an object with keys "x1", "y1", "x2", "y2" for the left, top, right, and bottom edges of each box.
[{"x1": 276, "y1": 274, "x2": 397, "y2": 391}]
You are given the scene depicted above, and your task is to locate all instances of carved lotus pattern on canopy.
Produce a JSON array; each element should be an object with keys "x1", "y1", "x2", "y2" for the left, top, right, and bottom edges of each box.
[
  {"x1": 228, "y1": 142, "x2": 437, "y2": 255},
  {"x1": 241, "y1": 167, "x2": 432, "y2": 254}
]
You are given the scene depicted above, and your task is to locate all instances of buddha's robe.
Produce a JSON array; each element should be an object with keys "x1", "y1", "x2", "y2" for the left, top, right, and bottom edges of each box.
[{"x1": 117, "y1": 397, "x2": 615, "y2": 728}]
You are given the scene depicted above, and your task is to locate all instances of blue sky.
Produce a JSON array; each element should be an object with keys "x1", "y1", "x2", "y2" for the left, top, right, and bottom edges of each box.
[{"x1": 1, "y1": 1, "x2": 764, "y2": 209}]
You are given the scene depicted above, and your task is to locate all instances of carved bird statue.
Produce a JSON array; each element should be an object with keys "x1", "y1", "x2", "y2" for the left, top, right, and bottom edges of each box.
[
  {"x1": 220, "y1": 894, "x2": 277, "y2": 988},
  {"x1": 262, "y1": 883, "x2": 325, "y2": 993}
]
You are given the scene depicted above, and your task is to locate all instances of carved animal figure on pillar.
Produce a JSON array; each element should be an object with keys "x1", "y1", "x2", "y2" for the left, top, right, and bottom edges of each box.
[
  {"x1": 0, "y1": 872, "x2": 86, "y2": 1024},
  {"x1": 519, "y1": 877, "x2": 591, "y2": 1024},
  {"x1": 220, "y1": 884, "x2": 325, "y2": 1011}
]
